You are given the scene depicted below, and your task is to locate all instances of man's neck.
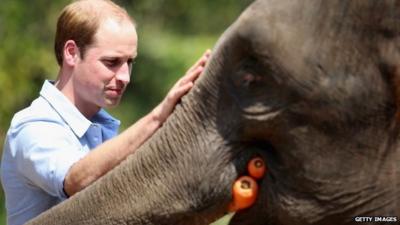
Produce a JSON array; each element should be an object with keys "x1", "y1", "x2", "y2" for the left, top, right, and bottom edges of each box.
[{"x1": 55, "y1": 70, "x2": 100, "y2": 119}]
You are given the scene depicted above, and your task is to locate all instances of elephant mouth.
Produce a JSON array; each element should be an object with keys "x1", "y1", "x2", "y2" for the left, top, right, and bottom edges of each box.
[
  {"x1": 226, "y1": 147, "x2": 277, "y2": 224},
  {"x1": 239, "y1": 100, "x2": 288, "y2": 116},
  {"x1": 242, "y1": 104, "x2": 284, "y2": 114},
  {"x1": 242, "y1": 108, "x2": 284, "y2": 122}
]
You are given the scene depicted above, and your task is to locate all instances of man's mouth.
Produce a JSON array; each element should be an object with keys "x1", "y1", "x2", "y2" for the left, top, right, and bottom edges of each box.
[{"x1": 106, "y1": 88, "x2": 123, "y2": 97}]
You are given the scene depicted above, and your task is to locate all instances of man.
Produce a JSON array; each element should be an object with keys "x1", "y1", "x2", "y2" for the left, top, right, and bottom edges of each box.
[{"x1": 0, "y1": 0, "x2": 211, "y2": 224}]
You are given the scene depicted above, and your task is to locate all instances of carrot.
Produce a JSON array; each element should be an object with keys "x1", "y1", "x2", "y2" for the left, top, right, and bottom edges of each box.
[
  {"x1": 228, "y1": 176, "x2": 258, "y2": 212},
  {"x1": 247, "y1": 156, "x2": 266, "y2": 179}
]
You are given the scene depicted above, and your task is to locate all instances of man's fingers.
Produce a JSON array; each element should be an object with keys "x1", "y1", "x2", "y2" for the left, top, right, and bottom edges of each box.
[
  {"x1": 174, "y1": 82, "x2": 194, "y2": 98},
  {"x1": 180, "y1": 66, "x2": 204, "y2": 86},
  {"x1": 167, "y1": 82, "x2": 193, "y2": 104},
  {"x1": 189, "y1": 50, "x2": 210, "y2": 71},
  {"x1": 180, "y1": 49, "x2": 211, "y2": 87},
  {"x1": 187, "y1": 49, "x2": 211, "y2": 73},
  {"x1": 155, "y1": 50, "x2": 211, "y2": 124}
]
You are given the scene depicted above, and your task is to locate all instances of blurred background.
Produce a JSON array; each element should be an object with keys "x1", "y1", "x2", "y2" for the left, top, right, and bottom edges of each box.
[{"x1": 0, "y1": 0, "x2": 253, "y2": 224}]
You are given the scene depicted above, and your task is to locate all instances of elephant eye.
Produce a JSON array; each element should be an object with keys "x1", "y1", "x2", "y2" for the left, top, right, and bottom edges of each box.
[
  {"x1": 226, "y1": 54, "x2": 301, "y2": 119},
  {"x1": 231, "y1": 57, "x2": 267, "y2": 95},
  {"x1": 235, "y1": 71, "x2": 264, "y2": 88}
]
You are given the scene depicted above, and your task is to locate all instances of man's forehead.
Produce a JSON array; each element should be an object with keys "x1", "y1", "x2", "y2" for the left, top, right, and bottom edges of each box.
[
  {"x1": 85, "y1": 18, "x2": 137, "y2": 59},
  {"x1": 97, "y1": 17, "x2": 136, "y2": 36},
  {"x1": 92, "y1": 17, "x2": 137, "y2": 45}
]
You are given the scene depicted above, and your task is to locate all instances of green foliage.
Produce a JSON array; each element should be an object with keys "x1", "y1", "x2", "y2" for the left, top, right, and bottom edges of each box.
[
  {"x1": 0, "y1": 0, "x2": 67, "y2": 142},
  {"x1": 0, "y1": 1, "x2": 253, "y2": 224}
]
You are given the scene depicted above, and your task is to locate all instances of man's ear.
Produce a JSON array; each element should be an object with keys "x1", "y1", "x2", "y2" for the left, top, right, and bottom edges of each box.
[{"x1": 63, "y1": 40, "x2": 80, "y2": 66}]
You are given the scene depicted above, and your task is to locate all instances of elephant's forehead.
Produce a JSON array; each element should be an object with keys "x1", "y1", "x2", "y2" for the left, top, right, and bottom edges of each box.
[
  {"x1": 236, "y1": 0, "x2": 315, "y2": 45},
  {"x1": 232, "y1": 0, "x2": 321, "y2": 72},
  {"x1": 230, "y1": 0, "x2": 380, "y2": 78}
]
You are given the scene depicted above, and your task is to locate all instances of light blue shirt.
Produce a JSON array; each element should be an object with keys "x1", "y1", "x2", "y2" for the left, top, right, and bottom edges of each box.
[{"x1": 1, "y1": 80, "x2": 120, "y2": 225}]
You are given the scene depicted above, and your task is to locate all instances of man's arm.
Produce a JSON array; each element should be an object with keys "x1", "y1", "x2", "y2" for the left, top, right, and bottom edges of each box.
[{"x1": 63, "y1": 50, "x2": 211, "y2": 196}]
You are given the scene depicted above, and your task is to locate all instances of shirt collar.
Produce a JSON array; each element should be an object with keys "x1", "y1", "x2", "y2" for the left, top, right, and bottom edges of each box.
[
  {"x1": 39, "y1": 80, "x2": 119, "y2": 138},
  {"x1": 92, "y1": 108, "x2": 121, "y2": 132}
]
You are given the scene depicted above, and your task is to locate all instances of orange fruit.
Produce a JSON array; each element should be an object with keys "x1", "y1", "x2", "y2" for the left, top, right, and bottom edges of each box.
[
  {"x1": 228, "y1": 176, "x2": 258, "y2": 212},
  {"x1": 247, "y1": 157, "x2": 266, "y2": 179}
]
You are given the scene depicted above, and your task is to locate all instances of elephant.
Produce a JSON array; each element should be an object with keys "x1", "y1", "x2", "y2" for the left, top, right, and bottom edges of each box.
[{"x1": 27, "y1": 0, "x2": 400, "y2": 224}]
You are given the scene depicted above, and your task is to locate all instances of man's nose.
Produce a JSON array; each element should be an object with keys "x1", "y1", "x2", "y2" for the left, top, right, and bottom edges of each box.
[{"x1": 115, "y1": 62, "x2": 131, "y2": 84}]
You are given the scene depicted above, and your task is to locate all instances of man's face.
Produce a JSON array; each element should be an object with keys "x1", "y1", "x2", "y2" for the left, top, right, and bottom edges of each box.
[{"x1": 73, "y1": 18, "x2": 138, "y2": 114}]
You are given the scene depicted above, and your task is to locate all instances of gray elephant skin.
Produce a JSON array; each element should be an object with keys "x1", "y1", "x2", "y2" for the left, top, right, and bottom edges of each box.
[{"x1": 26, "y1": 0, "x2": 400, "y2": 225}]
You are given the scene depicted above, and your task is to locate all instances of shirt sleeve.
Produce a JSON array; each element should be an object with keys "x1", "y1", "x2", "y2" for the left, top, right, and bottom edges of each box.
[{"x1": 10, "y1": 121, "x2": 87, "y2": 200}]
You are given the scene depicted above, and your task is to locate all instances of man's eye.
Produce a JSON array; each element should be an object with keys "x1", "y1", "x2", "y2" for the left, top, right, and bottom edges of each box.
[
  {"x1": 127, "y1": 58, "x2": 136, "y2": 67},
  {"x1": 104, "y1": 59, "x2": 120, "y2": 67}
]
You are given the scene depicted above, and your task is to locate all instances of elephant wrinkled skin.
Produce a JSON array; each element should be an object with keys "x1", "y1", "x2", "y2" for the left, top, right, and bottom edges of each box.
[{"x1": 27, "y1": 0, "x2": 400, "y2": 224}]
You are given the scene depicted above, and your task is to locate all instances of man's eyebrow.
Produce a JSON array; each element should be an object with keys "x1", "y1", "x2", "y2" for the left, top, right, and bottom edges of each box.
[{"x1": 100, "y1": 56, "x2": 128, "y2": 60}]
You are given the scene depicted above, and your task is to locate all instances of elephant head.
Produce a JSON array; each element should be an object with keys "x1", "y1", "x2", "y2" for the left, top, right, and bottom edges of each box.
[
  {"x1": 27, "y1": 0, "x2": 400, "y2": 224},
  {"x1": 222, "y1": 0, "x2": 400, "y2": 224}
]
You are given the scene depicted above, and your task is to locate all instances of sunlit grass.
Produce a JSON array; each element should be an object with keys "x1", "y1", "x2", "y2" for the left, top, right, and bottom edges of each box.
[{"x1": 210, "y1": 213, "x2": 234, "y2": 225}]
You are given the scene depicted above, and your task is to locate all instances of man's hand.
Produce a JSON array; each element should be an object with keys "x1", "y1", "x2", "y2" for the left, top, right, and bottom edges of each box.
[{"x1": 151, "y1": 49, "x2": 212, "y2": 124}]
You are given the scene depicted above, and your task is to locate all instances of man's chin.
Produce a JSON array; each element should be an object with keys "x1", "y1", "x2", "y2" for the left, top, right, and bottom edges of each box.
[{"x1": 103, "y1": 98, "x2": 121, "y2": 108}]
